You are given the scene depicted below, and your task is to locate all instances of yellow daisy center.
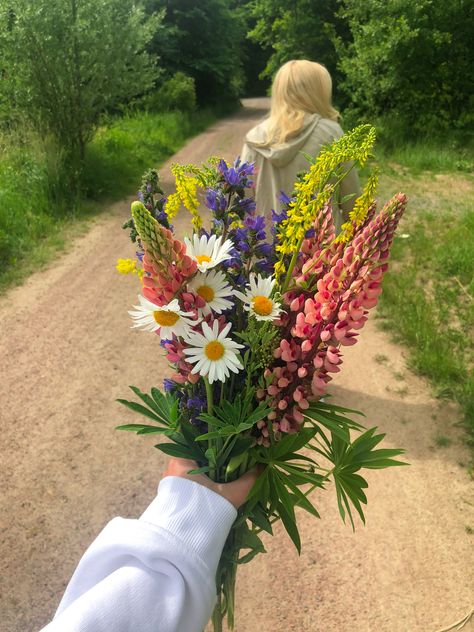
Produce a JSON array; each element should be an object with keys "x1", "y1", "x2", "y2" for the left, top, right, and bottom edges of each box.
[
  {"x1": 196, "y1": 254, "x2": 212, "y2": 264},
  {"x1": 153, "y1": 310, "x2": 180, "y2": 327},
  {"x1": 196, "y1": 284, "x2": 215, "y2": 303},
  {"x1": 205, "y1": 340, "x2": 225, "y2": 361},
  {"x1": 252, "y1": 295, "x2": 273, "y2": 316}
]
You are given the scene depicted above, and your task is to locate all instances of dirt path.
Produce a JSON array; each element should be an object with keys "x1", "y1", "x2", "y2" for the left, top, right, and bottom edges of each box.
[{"x1": 1, "y1": 99, "x2": 473, "y2": 632}]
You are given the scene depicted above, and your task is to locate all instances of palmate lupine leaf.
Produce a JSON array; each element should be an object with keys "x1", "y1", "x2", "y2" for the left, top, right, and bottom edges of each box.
[
  {"x1": 328, "y1": 429, "x2": 407, "y2": 529},
  {"x1": 116, "y1": 386, "x2": 179, "y2": 430},
  {"x1": 304, "y1": 401, "x2": 365, "y2": 443}
]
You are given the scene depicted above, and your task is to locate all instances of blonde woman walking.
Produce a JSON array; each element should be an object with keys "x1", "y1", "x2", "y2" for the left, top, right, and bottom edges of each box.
[{"x1": 241, "y1": 59, "x2": 360, "y2": 232}]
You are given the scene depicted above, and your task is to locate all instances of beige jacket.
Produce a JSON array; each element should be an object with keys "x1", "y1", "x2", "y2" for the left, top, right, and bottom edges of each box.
[{"x1": 241, "y1": 114, "x2": 360, "y2": 232}]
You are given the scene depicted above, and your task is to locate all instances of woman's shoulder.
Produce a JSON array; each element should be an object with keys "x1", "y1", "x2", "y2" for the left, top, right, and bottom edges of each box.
[
  {"x1": 313, "y1": 118, "x2": 344, "y2": 141},
  {"x1": 245, "y1": 119, "x2": 269, "y2": 145}
]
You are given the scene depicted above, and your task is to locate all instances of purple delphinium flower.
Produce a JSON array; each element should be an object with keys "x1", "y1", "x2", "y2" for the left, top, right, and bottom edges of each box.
[
  {"x1": 233, "y1": 196, "x2": 256, "y2": 215},
  {"x1": 205, "y1": 187, "x2": 228, "y2": 212},
  {"x1": 279, "y1": 190, "x2": 292, "y2": 206},
  {"x1": 244, "y1": 214, "x2": 266, "y2": 240},
  {"x1": 179, "y1": 392, "x2": 207, "y2": 427},
  {"x1": 218, "y1": 157, "x2": 254, "y2": 189},
  {"x1": 163, "y1": 378, "x2": 176, "y2": 393},
  {"x1": 254, "y1": 258, "x2": 275, "y2": 275}
]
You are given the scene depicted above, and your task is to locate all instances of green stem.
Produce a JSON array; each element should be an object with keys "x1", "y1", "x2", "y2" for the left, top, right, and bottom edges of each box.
[
  {"x1": 204, "y1": 377, "x2": 214, "y2": 416},
  {"x1": 204, "y1": 378, "x2": 216, "y2": 480},
  {"x1": 281, "y1": 235, "x2": 305, "y2": 294},
  {"x1": 211, "y1": 594, "x2": 223, "y2": 632}
]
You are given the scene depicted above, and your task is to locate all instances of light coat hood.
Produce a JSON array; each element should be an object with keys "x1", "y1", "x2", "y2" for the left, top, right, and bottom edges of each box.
[{"x1": 243, "y1": 113, "x2": 322, "y2": 168}]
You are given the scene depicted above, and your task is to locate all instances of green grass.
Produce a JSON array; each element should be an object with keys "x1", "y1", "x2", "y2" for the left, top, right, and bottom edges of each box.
[
  {"x1": 372, "y1": 117, "x2": 474, "y2": 174},
  {"x1": 435, "y1": 435, "x2": 453, "y2": 448},
  {"x1": 0, "y1": 108, "x2": 218, "y2": 292},
  {"x1": 376, "y1": 163, "x2": 474, "y2": 449}
]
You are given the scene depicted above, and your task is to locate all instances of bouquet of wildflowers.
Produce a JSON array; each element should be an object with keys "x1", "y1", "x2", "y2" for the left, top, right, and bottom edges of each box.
[{"x1": 117, "y1": 125, "x2": 407, "y2": 631}]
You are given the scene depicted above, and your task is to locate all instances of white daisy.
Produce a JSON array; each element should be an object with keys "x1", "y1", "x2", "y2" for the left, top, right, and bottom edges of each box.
[
  {"x1": 234, "y1": 274, "x2": 283, "y2": 322},
  {"x1": 183, "y1": 320, "x2": 244, "y2": 384},
  {"x1": 184, "y1": 234, "x2": 234, "y2": 273},
  {"x1": 188, "y1": 269, "x2": 234, "y2": 315},
  {"x1": 128, "y1": 296, "x2": 196, "y2": 339}
]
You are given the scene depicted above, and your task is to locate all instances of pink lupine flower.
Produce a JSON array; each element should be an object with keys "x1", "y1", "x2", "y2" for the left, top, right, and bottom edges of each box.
[{"x1": 255, "y1": 193, "x2": 407, "y2": 440}]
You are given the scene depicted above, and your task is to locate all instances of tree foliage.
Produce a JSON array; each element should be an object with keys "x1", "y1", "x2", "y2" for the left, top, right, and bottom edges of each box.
[
  {"x1": 0, "y1": 0, "x2": 159, "y2": 171},
  {"x1": 144, "y1": 0, "x2": 246, "y2": 105},
  {"x1": 244, "y1": 0, "x2": 349, "y2": 97},
  {"x1": 338, "y1": 0, "x2": 474, "y2": 132}
]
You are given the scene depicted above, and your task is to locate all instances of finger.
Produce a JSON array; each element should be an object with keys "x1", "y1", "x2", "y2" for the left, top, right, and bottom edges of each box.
[{"x1": 162, "y1": 458, "x2": 198, "y2": 478}]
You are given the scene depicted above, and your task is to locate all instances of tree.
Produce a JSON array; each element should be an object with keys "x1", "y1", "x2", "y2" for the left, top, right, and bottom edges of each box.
[
  {"x1": 243, "y1": 0, "x2": 350, "y2": 101},
  {"x1": 144, "y1": 0, "x2": 246, "y2": 105},
  {"x1": 338, "y1": 0, "x2": 474, "y2": 133},
  {"x1": 0, "y1": 0, "x2": 160, "y2": 176}
]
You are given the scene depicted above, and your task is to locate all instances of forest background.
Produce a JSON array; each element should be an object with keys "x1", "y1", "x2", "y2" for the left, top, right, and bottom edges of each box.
[{"x1": 0, "y1": 0, "x2": 473, "y2": 450}]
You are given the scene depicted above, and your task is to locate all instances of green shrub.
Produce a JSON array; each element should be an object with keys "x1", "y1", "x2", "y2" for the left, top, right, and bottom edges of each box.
[{"x1": 145, "y1": 72, "x2": 197, "y2": 113}]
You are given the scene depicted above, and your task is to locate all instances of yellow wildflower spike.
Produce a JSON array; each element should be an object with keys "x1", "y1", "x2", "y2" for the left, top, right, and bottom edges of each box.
[
  {"x1": 336, "y1": 170, "x2": 379, "y2": 243},
  {"x1": 116, "y1": 258, "x2": 137, "y2": 275},
  {"x1": 275, "y1": 125, "x2": 377, "y2": 287},
  {"x1": 168, "y1": 164, "x2": 202, "y2": 230}
]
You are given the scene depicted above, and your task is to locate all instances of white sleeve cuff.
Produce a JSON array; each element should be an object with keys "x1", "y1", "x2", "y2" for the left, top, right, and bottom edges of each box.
[{"x1": 140, "y1": 477, "x2": 237, "y2": 577}]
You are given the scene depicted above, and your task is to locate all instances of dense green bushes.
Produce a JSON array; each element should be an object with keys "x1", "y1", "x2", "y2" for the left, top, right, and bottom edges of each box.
[
  {"x1": 0, "y1": 0, "x2": 159, "y2": 178},
  {"x1": 338, "y1": 0, "x2": 474, "y2": 134},
  {"x1": 241, "y1": 0, "x2": 474, "y2": 138}
]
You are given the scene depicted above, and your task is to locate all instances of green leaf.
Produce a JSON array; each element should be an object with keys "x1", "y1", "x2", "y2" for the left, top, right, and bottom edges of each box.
[
  {"x1": 187, "y1": 465, "x2": 210, "y2": 475},
  {"x1": 116, "y1": 423, "x2": 163, "y2": 433},
  {"x1": 249, "y1": 504, "x2": 273, "y2": 535},
  {"x1": 129, "y1": 385, "x2": 167, "y2": 420},
  {"x1": 116, "y1": 398, "x2": 165, "y2": 424},
  {"x1": 283, "y1": 476, "x2": 321, "y2": 519},
  {"x1": 155, "y1": 442, "x2": 197, "y2": 460},
  {"x1": 277, "y1": 463, "x2": 326, "y2": 487},
  {"x1": 277, "y1": 501, "x2": 301, "y2": 554},
  {"x1": 308, "y1": 400, "x2": 365, "y2": 417}
]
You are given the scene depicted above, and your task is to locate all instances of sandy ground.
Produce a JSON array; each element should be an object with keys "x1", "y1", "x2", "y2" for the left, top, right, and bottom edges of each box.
[{"x1": 1, "y1": 98, "x2": 473, "y2": 632}]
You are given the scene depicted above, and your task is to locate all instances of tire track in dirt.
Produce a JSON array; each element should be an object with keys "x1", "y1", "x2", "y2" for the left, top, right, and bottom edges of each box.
[{"x1": 1, "y1": 98, "x2": 472, "y2": 632}]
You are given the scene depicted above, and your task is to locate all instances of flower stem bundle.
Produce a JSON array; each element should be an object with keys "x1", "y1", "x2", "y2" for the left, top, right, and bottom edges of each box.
[{"x1": 116, "y1": 127, "x2": 407, "y2": 630}]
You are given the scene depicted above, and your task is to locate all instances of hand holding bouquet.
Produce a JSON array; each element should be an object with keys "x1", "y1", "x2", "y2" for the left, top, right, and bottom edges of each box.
[{"x1": 117, "y1": 125, "x2": 407, "y2": 630}]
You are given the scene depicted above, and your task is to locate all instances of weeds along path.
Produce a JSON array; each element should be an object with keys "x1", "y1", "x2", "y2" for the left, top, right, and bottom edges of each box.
[{"x1": 1, "y1": 99, "x2": 472, "y2": 632}]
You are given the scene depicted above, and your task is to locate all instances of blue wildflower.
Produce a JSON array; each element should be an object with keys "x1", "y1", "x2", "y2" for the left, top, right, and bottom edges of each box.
[
  {"x1": 279, "y1": 190, "x2": 292, "y2": 205},
  {"x1": 233, "y1": 196, "x2": 256, "y2": 215},
  {"x1": 163, "y1": 378, "x2": 176, "y2": 393},
  {"x1": 255, "y1": 242, "x2": 273, "y2": 259},
  {"x1": 205, "y1": 187, "x2": 228, "y2": 212},
  {"x1": 218, "y1": 158, "x2": 255, "y2": 188}
]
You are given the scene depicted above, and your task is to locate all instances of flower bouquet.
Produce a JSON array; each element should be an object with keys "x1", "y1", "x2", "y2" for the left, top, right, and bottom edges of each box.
[{"x1": 117, "y1": 125, "x2": 407, "y2": 631}]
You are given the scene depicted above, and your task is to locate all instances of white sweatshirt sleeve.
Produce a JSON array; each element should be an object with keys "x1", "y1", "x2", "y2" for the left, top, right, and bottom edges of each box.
[{"x1": 39, "y1": 476, "x2": 237, "y2": 632}]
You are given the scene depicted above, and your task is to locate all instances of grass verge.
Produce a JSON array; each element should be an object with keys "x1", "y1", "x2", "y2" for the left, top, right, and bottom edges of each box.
[
  {"x1": 0, "y1": 108, "x2": 220, "y2": 293},
  {"x1": 376, "y1": 165, "x2": 474, "y2": 449}
]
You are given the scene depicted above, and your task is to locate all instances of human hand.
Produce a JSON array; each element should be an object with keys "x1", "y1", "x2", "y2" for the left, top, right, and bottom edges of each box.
[{"x1": 162, "y1": 458, "x2": 258, "y2": 509}]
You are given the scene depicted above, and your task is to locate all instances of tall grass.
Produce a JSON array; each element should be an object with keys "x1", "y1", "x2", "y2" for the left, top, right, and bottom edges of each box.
[
  {"x1": 373, "y1": 117, "x2": 474, "y2": 173},
  {"x1": 377, "y1": 172, "x2": 474, "y2": 447},
  {"x1": 0, "y1": 109, "x2": 217, "y2": 291}
]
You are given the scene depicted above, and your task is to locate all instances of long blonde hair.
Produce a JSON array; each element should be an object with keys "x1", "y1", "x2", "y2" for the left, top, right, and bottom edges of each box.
[{"x1": 263, "y1": 60, "x2": 339, "y2": 147}]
